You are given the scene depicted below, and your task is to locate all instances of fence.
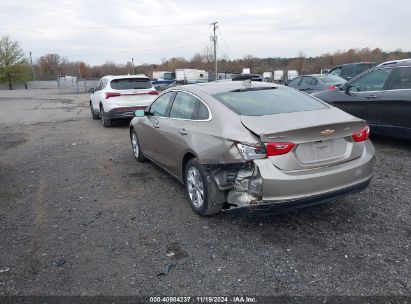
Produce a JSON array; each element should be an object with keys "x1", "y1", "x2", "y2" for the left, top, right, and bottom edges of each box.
[{"x1": 57, "y1": 77, "x2": 99, "y2": 94}]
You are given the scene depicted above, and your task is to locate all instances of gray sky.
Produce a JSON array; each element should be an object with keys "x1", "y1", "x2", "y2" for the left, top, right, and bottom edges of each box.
[{"x1": 1, "y1": 0, "x2": 410, "y2": 65}]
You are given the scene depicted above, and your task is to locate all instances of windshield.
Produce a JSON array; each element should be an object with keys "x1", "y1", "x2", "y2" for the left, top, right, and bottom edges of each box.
[
  {"x1": 213, "y1": 87, "x2": 327, "y2": 116},
  {"x1": 110, "y1": 78, "x2": 153, "y2": 90},
  {"x1": 316, "y1": 75, "x2": 346, "y2": 84}
]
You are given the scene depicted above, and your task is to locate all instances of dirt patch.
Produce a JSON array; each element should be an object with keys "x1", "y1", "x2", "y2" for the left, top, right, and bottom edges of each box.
[{"x1": 0, "y1": 132, "x2": 27, "y2": 150}]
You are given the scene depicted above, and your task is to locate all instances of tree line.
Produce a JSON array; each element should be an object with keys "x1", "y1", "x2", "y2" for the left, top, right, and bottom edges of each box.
[{"x1": 1, "y1": 35, "x2": 410, "y2": 89}]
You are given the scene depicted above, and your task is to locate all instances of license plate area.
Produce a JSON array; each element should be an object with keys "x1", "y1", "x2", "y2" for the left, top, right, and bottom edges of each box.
[{"x1": 295, "y1": 138, "x2": 347, "y2": 163}]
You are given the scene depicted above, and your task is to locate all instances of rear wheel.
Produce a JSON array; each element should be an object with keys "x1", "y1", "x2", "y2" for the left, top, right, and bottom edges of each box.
[
  {"x1": 184, "y1": 159, "x2": 221, "y2": 216},
  {"x1": 90, "y1": 102, "x2": 99, "y2": 119},
  {"x1": 100, "y1": 106, "x2": 112, "y2": 127},
  {"x1": 130, "y1": 130, "x2": 146, "y2": 162}
]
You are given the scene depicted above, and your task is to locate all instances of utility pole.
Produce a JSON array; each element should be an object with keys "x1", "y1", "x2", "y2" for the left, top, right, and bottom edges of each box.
[
  {"x1": 131, "y1": 58, "x2": 135, "y2": 75},
  {"x1": 210, "y1": 22, "x2": 218, "y2": 81},
  {"x1": 29, "y1": 51, "x2": 35, "y2": 81}
]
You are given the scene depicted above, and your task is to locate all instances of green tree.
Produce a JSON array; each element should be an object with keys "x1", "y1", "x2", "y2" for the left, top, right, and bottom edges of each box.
[{"x1": 0, "y1": 36, "x2": 28, "y2": 89}]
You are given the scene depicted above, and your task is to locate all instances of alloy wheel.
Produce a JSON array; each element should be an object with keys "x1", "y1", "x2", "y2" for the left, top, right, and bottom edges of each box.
[{"x1": 186, "y1": 167, "x2": 204, "y2": 208}]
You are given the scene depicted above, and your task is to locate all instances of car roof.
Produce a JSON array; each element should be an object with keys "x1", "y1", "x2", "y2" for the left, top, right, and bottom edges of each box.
[
  {"x1": 377, "y1": 58, "x2": 411, "y2": 67},
  {"x1": 170, "y1": 80, "x2": 280, "y2": 95},
  {"x1": 102, "y1": 74, "x2": 149, "y2": 80}
]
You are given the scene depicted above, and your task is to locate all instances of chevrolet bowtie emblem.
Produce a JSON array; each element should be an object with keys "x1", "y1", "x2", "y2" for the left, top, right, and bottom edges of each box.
[{"x1": 321, "y1": 129, "x2": 335, "y2": 136}]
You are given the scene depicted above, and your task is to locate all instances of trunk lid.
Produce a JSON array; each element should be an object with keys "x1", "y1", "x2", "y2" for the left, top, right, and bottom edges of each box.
[{"x1": 241, "y1": 108, "x2": 366, "y2": 171}]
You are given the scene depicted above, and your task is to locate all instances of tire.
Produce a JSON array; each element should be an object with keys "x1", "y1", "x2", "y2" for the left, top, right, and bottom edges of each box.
[
  {"x1": 184, "y1": 159, "x2": 221, "y2": 216},
  {"x1": 130, "y1": 129, "x2": 146, "y2": 162},
  {"x1": 100, "y1": 106, "x2": 112, "y2": 127},
  {"x1": 90, "y1": 102, "x2": 99, "y2": 119}
]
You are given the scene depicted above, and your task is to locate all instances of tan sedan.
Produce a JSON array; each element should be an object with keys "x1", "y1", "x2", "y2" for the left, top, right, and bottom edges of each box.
[{"x1": 130, "y1": 81, "x2": 375, "y2": 216}]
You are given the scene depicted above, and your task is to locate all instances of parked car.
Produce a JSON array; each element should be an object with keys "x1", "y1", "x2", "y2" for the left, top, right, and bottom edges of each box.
[
  {"x1": 89, "y1": 75, "x2": 158, "y2": 127},
  {"x1": 312, "y1": 59, "x2": 411, "y2": 139},
  {"x1": 329, "y1": 62, "x2": 377, "y2": 80},
  {"x1": 232, "y1": 74, "x2": 263, "y2": 81},
  {"x1": 129, "y1": 81, "x2": 375, "y2": 216},
  {"x1": 287, "y1": 74, "x2": 346, "y2": 94}
]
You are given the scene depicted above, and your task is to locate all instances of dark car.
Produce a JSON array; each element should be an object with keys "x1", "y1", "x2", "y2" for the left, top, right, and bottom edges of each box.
[
  {"x1": 312, "y1": 59, "x2": 411, "y2": 139},
  {"x1": 287, "y1": 74, "x2": 346, "y2": 94},
  {"x1": 232, "y1": 74, "x2": 263, "y2": 81},
  {"x1": 329, "y1": 62, "x2": 377, "y2": 80}
]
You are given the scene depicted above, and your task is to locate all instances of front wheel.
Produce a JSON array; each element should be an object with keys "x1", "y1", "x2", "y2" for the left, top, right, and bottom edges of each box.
[
  {"x1": 90, "y1": 102, "x2": 99, "y2": 119},
  {"x1": 185, "y1": 159, "x2": 221, "y2": 216}
]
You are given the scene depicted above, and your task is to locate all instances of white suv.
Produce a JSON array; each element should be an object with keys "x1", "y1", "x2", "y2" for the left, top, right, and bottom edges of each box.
[{"x1": 89, "y1": 75, "x2": 158, "y2": 127}]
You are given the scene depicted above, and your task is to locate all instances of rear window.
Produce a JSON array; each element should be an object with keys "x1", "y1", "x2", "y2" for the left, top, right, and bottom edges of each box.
[
  {"x1": 110, "y1": 78, "x2": 152, "y2": 90},
  {"x1": 213, "y1": 87, "x2": 327, "y2": 116},
  {"x1": 316, "y1": 75, "x2": 346, "y2": 84}
]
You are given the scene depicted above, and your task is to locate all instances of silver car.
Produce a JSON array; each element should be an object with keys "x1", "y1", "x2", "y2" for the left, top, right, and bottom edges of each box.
[{"x1": 130, "y1": 81, "x2": 375, "y2": 216}]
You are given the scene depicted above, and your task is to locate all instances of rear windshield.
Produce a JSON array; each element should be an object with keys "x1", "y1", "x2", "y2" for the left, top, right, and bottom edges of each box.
[
  {"x1": 316, "y1": 75, "x2": 346, "y2": 84},
  {"x1": 213, "y1": 87, "x2": 327, "y2": 116},
  {"x1": 110, "y1": 78, "x2": 152, "y2": 90}
]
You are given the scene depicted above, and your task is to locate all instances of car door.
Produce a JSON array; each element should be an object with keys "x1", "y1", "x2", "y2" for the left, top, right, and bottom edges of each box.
[
  {"x1": 91, "y1": 79, "x2": 103, "y2": 108},
  {"x1": 329, "y1": 68, "x2": 393, "y2": 124},
  {"x1": 155, "y1": 91, "x2": 208, "y2": 179},
  {"x1": 92, "y1": 79, "x2": 108, "y2": 109},
  {"x1": 377, "y1": 66, "x2": 411, "y2": 137},
  {"x1": 137, "y1": 91, "x2": 175, "y2": 161}
]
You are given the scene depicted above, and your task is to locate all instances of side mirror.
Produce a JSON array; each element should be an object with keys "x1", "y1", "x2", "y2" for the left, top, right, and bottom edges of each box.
[
  {"x1": 346, "y1": 85, "x2": 359, "y2": 95},
  {"x1": 134, "y1": 109, "x2": 145, "y2": 117},
  {"x1": 88, "y1": 88, "x2": 95, "y2": 93}
]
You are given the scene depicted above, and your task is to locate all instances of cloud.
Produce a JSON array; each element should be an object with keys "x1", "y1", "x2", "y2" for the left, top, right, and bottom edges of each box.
[{"x1": 1, "y1": 0, "x2": 410, "y2": 65}]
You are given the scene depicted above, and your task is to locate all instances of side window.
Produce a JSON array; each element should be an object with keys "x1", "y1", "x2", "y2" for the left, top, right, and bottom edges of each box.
[
  {"x1": 388, "y1": 67, "x2": 411, "y2": 90},
  {"x1": 287, "y1": 77, "x2": 301, "y2": 87},
  {"x1": 350, "y1": 68, "x2": 392, "y2": 92},
  {"x1": 198, "y1": 101, "x2": 210, "y2": 120},
  {"x1": 356, "y1": 64, "x2": 371, "y2": 74},
  {"x1": 329, "y1": 67, "x2": 342, "y2": 76},
  {"x1": 300, "y1": 77, "x2": 315, "y2": 88},
  {"x1": 340, "y1": 65, "x2": 355, "y2": 78},
  {"x1": 170, "y1": 92, "x2": 197, "y2": 119},
  {"x1": 149, "y1": 92, "x2": 174, "y2": 117},
  {"x1": 95, "y1": 80, "x2": 103, "y2": 91}
]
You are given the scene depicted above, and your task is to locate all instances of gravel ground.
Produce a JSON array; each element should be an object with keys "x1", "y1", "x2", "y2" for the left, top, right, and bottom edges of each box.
[{"x1": 0, "y1": 89, "x2": 409, "y2": 296}]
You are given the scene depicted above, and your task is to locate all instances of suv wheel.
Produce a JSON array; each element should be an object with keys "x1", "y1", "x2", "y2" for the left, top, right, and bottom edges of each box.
[
  {"x1": 100, "y1": 106, "x2": 112, "y2": 127},
  {"x1": 130, "y1": 130, "x2": 146, "y2": 162},
  {"x1": 90, "y1": 102, "x2": 99, "y2": 119},
  {"x1": 184, "y1": 159, "x2": 221, "y2": 216}
]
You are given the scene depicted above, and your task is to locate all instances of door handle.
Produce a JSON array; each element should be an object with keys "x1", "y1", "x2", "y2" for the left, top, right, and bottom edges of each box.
[
  {"x1": 153, "y1": 121, "x2": 160, "y2": 128},
  {"x1": 179, "y1": 128, "x2": 188, "y2": 135},
  {"x1": 366, "y1": 95, "x2": 378, "y2": 99}
]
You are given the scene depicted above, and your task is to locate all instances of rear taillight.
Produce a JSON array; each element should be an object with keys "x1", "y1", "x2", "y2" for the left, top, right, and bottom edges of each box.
[
  {"x1": 328, "y1": 85, "x2": 336, "y2": 90},
  {"x1": 266, "y1": 142, "x2": 295, "y2": 156},
  {"x1": 105, "y1": 92, "x2": 121, "y2": 99},
  {"x1": 148, "y1": 91, "x2": 159, "y2": 95},
  {"x1": 352, "y1": 125, "x2": 370, "y2": 142},
  {"x1": 236, "y1": 143, "x2": 266, "y2": 160}
]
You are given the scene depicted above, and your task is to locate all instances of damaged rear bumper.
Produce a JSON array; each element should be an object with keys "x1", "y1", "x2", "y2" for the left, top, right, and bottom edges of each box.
[
  {"x1": 223, "y1": 178, "x2": 371, "y2": 215},
  {"x1": 205, "y1": 141, "x2": 374, "y2": 215}
]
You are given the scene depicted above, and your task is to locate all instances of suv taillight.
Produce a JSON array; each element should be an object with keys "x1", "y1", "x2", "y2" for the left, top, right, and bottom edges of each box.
[
  {"x1": 105, "y1": 92, "x2": 121, "y2": 99},
  {"x1": 352, "y1": 125, "x2": 370, "y2": 142}
]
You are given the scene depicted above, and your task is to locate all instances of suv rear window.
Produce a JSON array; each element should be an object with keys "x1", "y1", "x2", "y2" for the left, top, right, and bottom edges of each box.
[
  {"x1": 213, "y1": 87, "x2": 327, "y2": 116},
  {"x1": 110, "y1": 78, "x2": 152, "y2": 90}
]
